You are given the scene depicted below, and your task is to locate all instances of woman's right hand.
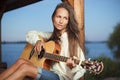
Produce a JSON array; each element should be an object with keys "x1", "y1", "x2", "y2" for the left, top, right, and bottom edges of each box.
[{"x1": 34, "y1": 40, "x2": 44, "y2": 55}]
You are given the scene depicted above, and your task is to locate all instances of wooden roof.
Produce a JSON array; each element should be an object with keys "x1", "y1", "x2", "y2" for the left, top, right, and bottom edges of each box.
[
  {"x1": 1, "y1": 0, "x2": 68, "y2": 12},
  {"x1": 1, "y1": 0, "x2": 43, "y2": 12}
]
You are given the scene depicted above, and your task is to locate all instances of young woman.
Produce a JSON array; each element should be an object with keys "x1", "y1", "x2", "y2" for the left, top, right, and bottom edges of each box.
[{"x1": 0, "y1": 2, "x2": 86, "y2": 80}]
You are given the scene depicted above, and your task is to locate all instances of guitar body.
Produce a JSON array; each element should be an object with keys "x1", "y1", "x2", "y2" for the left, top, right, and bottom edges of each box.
[
  {"x1": 20, "y1": 41, "x2": 104, "y2": 74},
  {"x1": 20, "y1": 41, "x2": 61, "y2": 70}
]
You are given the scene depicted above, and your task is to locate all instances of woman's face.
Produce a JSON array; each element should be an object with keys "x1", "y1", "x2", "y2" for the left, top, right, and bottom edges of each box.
[{"x1": 53, "y1": 8, "x2": 69, "y2": 34}]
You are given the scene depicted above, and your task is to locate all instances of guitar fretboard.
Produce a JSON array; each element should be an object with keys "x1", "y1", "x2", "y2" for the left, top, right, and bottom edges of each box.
[{"x1": 43, "y1": 52, "x2": 80, "y2": 65}]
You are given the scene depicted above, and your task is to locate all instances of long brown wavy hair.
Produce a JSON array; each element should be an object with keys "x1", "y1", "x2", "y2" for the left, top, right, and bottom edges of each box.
[{"x1": 49, "y1": 2, "x2": 81, "y2": 57}]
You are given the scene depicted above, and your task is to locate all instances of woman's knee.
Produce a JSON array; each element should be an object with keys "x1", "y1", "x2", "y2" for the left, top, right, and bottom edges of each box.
[
  {"x1": 20, "y1": 63, "x2": 30, "y2": 70},
  {"x1": 16, "y1": 58, "x2": 28, "y2": 65},
  {"x1": 18, "y1": 63, "x2": 37, "y2": 77},
  {"x1": 20, "y1": 62, "x2": 36, "y2": 72}
]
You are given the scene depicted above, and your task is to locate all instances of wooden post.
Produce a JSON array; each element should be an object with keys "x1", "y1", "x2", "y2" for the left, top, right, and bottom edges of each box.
[
  {"x1": 74, "y1": 0, "x2": 85, "y2": 52},
  {"x1": 0, "y1": 0, "x2": 7, "y2": 69},
  {"x1": 62, "y1": 0, "x2": 85, "y2": 52},
  {"x1": 62, "y1": 0, "x2": 85, "y2": 80}
]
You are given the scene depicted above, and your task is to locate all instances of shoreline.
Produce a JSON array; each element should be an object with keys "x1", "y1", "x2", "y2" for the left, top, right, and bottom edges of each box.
[{"x1": 1, "y1": 41, "x2": 107, "y2": 44}]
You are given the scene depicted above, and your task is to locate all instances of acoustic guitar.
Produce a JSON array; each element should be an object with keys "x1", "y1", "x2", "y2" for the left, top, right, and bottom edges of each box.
[{"x1": 20, "y1": 41, "x2": 104, "y2": 74}]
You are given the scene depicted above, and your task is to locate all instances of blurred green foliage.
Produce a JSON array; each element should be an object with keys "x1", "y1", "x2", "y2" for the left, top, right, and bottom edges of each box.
[{"x1": 107, "y1": 23, "x2": 120, "y2": 59}]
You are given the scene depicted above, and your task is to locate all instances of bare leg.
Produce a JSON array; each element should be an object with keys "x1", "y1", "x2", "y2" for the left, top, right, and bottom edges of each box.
[
  {"x1": 5, "y1": 62, "x2": 38, "y2": 80},
  {"x1": 0, "y1": 58, "x2": 31, "y2": 80}
]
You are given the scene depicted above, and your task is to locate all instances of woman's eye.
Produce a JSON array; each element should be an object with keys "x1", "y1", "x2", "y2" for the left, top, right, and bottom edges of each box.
[
  {"x1": 64, "y1": 17, "x2": 68, "y2": 20},
  {"x1": 56, "y1": 16, "x2": 61, "y2": 18}
]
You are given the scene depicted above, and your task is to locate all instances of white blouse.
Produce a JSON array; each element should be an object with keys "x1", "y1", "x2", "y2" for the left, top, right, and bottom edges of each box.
[{"x1": 26, "y1": 30, "x2": 86, "y2": 80}]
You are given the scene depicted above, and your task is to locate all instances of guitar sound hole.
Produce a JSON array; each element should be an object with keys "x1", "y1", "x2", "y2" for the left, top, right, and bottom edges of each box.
[
  {"x1": 38, "y1": 48, "x2": 45, "y2": 59},
  {"x1": 56, "y1": 50, "x2": 59, "y2": 54}
]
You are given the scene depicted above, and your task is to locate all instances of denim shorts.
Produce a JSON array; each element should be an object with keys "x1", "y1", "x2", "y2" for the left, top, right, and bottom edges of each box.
[{"x1": 34, "y1": 68, "x2": 60, "y2": 80}]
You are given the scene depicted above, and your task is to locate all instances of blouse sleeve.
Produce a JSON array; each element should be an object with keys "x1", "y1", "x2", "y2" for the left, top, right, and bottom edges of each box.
[
  {"x1": 71, "y1": 47, "x2": 86, "y2": 80},
  {"x1": 26, "y1": 30, "x2": 52, "y2": 45}
]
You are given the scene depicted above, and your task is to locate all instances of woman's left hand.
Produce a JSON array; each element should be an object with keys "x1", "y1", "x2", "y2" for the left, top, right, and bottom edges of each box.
[{"x1": 66, "y1": 56, "x2": 77, "y2": 69}]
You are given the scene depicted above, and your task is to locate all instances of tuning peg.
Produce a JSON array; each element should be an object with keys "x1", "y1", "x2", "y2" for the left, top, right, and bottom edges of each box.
[
  {"x1": 88, "y1": 58, "x2": 91, "y2": 61},
  {"x1": 94, "y1": 73, "x2": 97, "y2": 75},
  {"x1": 100, "y1": 61, "x2": 103, "y2": 63},
  {"x1": 95, "y1": 60, "x2": 97, "y2": 63},
  {"x1": 90, "y1": 71, "x2": 92, "y2": 74},
  {"x1": 96, "y1": 63, "x2": 99, "y2": 66},
  {"x1": 89, "y1": 67, "x2": 92, "y2": 70}
]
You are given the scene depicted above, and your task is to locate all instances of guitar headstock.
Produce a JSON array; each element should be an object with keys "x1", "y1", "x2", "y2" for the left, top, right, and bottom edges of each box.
[{"x1": 81, "y1": 59, "x2": 104, "y2": 74}]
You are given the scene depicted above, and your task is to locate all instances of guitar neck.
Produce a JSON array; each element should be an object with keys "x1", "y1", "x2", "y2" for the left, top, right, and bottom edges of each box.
[
  {"x1": 38, "y1": 46, "x2": 103, "y2": 75},
  {"x1": 43, "y1": 52, "x2": 80, "y2": 65}
]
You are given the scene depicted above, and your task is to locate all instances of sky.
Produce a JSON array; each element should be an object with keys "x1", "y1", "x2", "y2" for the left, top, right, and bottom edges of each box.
[{"x1": 1, "y1": 0, "x2": 120, "y2": 42}]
